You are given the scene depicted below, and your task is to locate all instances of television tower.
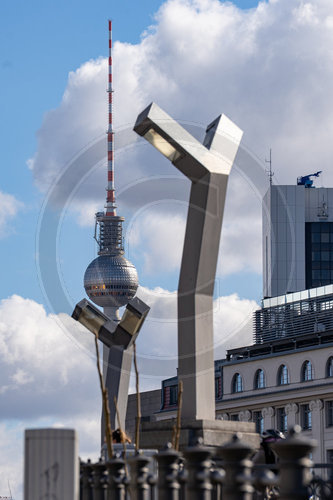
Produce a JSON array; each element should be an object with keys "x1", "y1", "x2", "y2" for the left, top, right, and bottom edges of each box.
[{"x1": 83, "y1": 20, "x2": 139, "y2": 436}]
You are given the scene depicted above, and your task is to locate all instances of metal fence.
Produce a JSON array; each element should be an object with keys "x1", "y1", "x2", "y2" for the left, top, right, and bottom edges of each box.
[{"x1": 80, "y1": 426, "x2": 333, "y2": 500}]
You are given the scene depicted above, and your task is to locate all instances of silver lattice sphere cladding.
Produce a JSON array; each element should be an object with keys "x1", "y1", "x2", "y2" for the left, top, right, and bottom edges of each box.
[{"x1": 84, "y1": 254, "x2": 139, "y2": 308}]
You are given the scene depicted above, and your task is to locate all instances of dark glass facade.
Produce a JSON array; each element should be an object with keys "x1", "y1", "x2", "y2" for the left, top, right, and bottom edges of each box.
[{"x1": 306, "y1": 222, "x2": 333, "y2": 289}]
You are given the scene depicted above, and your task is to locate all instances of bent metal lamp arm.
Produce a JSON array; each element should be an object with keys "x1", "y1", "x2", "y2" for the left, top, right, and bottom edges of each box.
[
  {"x1": 134, "y1": 103, "x2": 242, "y2": 421},
  {"x1": 72, "y1": 297, "x2": 150, "y2": 349}
]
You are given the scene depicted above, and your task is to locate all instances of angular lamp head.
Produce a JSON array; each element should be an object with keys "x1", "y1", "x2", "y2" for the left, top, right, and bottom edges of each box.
[
  {"x1": 72, "y1": 299, "x2": 109, "y2": 336},
  {"x1": 143, "y1": 128, "x2": 182, "y2": 163},
  {"x1": 72, "y1": 297, "x2": 150, "y2": 349},
  {"x1": 119, "y1": 296, "x2": 150, "y2": 336}
]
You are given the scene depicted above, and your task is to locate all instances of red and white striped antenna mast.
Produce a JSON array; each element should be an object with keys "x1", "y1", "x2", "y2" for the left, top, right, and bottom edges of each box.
[
  {"x1": 93, "y1": 20, "x2": 124, "y2": 256},
  {"x1": 105, "y1": 19, "x2": 116, "y2": 216}
]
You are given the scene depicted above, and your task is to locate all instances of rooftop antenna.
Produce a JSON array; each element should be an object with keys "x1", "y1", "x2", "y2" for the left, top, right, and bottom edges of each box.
[
  {"x1": 8, "y1": 478, "x2": 13, "y2": 499},
  {"x1": 105, "y1": 19, "x2": 116, "y2": 217},
  {"x1": 265, "y1": 148, "x2": 274, "y2": 185}
]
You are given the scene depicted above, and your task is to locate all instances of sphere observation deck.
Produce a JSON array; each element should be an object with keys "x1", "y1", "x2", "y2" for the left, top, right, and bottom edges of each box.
[{"x1": 84, "y1": 254, "x2": 138, "y2": 309}]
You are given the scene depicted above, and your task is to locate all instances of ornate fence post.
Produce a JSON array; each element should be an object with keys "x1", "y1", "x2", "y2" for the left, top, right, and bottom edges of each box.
[
  {"x1": 81, "y1": 459, "x2": 93, "y2": 500},
  {"x1": 210, "y1": 464, "x2": 225, "y2": 500},
  {"x1": 106, "y1": 455, "x2": 127, "y2": 500},
  {"x1": 182, "y1": 437, "x2": 213, "y2": 500},
  {"x1": 272, "y1": 425, "x2": 316, "y2": 500},
  {"x1": 91, "y1": 461, "x2": 107, "y2": 500},
  {"x1": 129, "y1": 451, "x2": 151, "y2": 500},
  {"x1": 216, "y1": 433, "x2": 254, "y2": 500},
  {"x1": 154, "y1": 442, "x2": 181, "y2": 500}
]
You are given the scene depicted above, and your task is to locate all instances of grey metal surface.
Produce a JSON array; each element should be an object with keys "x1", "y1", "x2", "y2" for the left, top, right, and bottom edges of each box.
[
  {"x1": 134, "y1": 103, "x2": 242, "y2": 421},
  {"x1": 94, "y1": 214, "x2": 125, "y2": 255},
  {"x1": 84, "y1": 215, "x2": 138, "y2": 440},
  {"x1": 84, "y1": 254, "x2": 138, "y2": 309},
  {"x1": 255, "y1": 290, "x2": 333, "y2": 344},
  {"x1": 101, "y1": 345, "x2": 133, "y2": 436}
]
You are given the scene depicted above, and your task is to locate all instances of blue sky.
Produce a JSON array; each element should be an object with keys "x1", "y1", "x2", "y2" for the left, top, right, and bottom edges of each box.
[
  {"x1": 2, "y1": 0, "x2": 333, "y2": 497},
  {"x1": 0, "y1": 0, "x2": 264, "y2": 310}
]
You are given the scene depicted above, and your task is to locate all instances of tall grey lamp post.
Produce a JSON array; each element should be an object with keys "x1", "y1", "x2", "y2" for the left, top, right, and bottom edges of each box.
[{"x1": 134, "y1": 103, "x2": 242, "y2": 421}]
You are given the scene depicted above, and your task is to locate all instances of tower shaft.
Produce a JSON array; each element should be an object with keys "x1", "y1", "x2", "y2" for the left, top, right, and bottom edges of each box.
[{"x1": 84, "y1": 21, "x2": 139, "y2": 440}]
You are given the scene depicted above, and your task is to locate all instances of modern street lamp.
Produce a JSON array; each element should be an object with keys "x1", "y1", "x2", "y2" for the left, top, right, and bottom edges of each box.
[
  {"x1": 134, "y1": 103, "x2": 243, "y2": 421},
  {"x1": 72, "y1": 297, "x2": 150, "y2": 348},
  {"x1": 72, "y1": 296, "x2": 150, "y2": 430}
]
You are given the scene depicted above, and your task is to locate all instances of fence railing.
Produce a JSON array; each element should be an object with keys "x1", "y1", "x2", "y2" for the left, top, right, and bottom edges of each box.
[{"x1": 80, "y1": 425, "x2": 333, "y2": 500}]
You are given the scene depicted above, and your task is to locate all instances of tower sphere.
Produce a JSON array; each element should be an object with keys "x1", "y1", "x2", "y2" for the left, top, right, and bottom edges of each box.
[{"x1": 84, "y1": 254, "x2": 138, "y2": 309}]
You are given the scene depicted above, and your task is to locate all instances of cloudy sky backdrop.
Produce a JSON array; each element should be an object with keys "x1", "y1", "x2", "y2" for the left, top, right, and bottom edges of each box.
[{"x1": 1, "y1": 0, "x2": 333, "y2": 497}]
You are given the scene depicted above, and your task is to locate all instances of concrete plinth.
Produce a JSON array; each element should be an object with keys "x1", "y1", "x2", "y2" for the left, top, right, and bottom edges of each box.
[{"x1": 139, "y1": 418, "x2": 260, "y2": 451}]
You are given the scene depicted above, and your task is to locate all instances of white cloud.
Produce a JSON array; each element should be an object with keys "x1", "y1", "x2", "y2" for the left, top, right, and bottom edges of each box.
[
  {"x1": 0, "y1": 190, "x2": 22, "y2": 238},
  {"x1": 0, "y1": 289, "x2": 257, "y2": 411},
  {"x1": 0, "y1": 289, "x2": 257, "y2": 498},
  {"x1": 0, "y1": 295, "x2": 99, "y2": 418},
  {"x1": 0, "y1": 415, "x2": 101, "y2": 500},
  {"x1": 29, "y1": 0, "x2": 333, "y2": 277},
  {"x1": 135, "y1": 286, "x2": 258, "y2": 375},
  {"x1": 128, "y1": 211, "x2": 186, "y2": 274},
  {"x1": 0, "y1": 295, "x2": 102, "y2": 499},
  {"x1": 0, "y1": 422, "x2": 24, "y2": 499}
]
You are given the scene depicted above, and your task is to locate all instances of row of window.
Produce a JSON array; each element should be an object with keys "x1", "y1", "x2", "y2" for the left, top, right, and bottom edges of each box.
[
  {"x1": 89, "y1": 291, "x2": 133, "y2": 297},
  {"x1": 86, "y1": 284, "x2": 134, "y2": 290},
  {"x1": 231, "y1": 357, "x2": 333, "y2": 393},
  {"x1": 229, "y1": 402, "x2": 333, "y2": 434},
  {"x1": 252, "y1": 401, "x2": 333, "y2": 434}
]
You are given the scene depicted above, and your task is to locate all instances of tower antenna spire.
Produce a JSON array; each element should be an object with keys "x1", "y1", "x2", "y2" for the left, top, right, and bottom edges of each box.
[
  {"x1": 105, "y1": 19, "x2": 116, "y2": 216},
  {"x1": 265, "y1": 148, "x2": 274, "y2": 185}
]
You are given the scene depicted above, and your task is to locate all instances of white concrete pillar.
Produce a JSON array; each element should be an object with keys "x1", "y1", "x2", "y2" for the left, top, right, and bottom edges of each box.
[
  {"x1": 24, "y1": 428, "x2": 78, "y2": 500},
  {"x1": 285, "y1": 403, "x2": 299, "y2": 428},
  {"x1": 262, "y1": 406, "x2": 275, "y2": 429},
  {"x1": 239, "y1": 410, "x2": 252, "y2": 422},
  {"x1": 309, "y1": 399, "x2": 324, "y2": 462}
]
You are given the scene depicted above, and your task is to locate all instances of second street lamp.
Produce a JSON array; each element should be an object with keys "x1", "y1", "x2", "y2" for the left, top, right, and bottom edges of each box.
[
  {"x1": 72, "y1": 297, "x2": 150, "y2": 349},
  {"x1": 134, "y1": 102, "x2": 243, "y2": 422}
]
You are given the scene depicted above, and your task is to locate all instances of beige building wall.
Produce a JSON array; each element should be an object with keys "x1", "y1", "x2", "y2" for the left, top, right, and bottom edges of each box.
[
  {"x1": 217, "y1": 344, "x2": 333, "y2": 463},
  {"x1": 127, "y1": 344, "x2": 333, "y2": 463}
]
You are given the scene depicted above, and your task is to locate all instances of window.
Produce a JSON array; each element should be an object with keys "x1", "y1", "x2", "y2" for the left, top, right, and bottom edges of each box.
[
  {"x1": 232, "y1": 373, "x2": 243, "y2": 393},
  {"x1": 215, "y1": 377, "x2": 222, "y2": 399},
  {"x1": 327, "y1": 450, "x2": 333, "y2": 481},
  {"x1": 301, "y1": 404, "x2": 312, "y2": 430},
  {"x1": 277, "y1": 364, "x2": 290, "y2": 385},
  {"x1": 253, "y1": 411, "x2": 264, "y2": 434},
  {"x1": 254, "y1": 369, "x2": 265, "y2": 389},
  {"x1": 231, "y1": 414, "x2": 239, "y2": 421},
  {"x1": 305, "y1": 222, "x2": 333, "y2": 288},
  {"x1": 277, "y1": 407, "x2": 287, "y2": 432},
  {"x1": 301, "y1": 360, "x2": 313, "y2": 382},
  {"x1": 326, "y1": 401, "x2": 333, "y2": 427},
  {"x1": 169, "y1": 385, "x2": 178, "y2": 405},
  {"x1": 327, "y1": 357, "x2": 333, "y2": 377}
]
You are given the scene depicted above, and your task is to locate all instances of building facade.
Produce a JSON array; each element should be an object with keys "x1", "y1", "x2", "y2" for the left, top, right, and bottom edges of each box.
[
  {"x1": 126, "y1": 180, "x2": 333, "y2": 461},
  {"x1": 263, "y1": 184, "x2": 333, "y2": 298}
]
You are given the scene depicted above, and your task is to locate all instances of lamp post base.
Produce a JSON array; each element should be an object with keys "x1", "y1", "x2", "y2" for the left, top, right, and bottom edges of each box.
[{"x1": 139, "y1": 418, "x2": 260, "y2": 451}]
